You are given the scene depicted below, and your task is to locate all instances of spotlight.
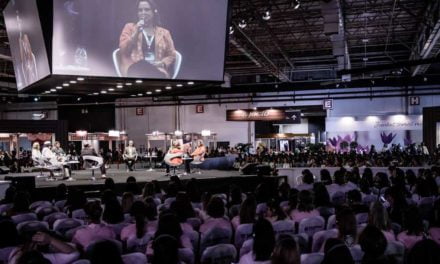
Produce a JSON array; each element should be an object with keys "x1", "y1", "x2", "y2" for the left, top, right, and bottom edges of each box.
[
  {"x1": 34, "y1": 97, "x2": 39, "y2": 102},
  {"x1": 165, "y1": 86, "x2": 172, "y2": 90},
  {"x1": 125, "y1": 82, "x2": 132, "y2": 86},
  {"x1": 77, "y1": 97, "x2": 81, "y2": 101},
  {"x1": 229, "y1": 26, "x2": 234, "y2": 35},
  {"x1": 238, "y1": 19, "x2": 247, "y2": 29},
  {"x1": 77, "y1": 77, "x2": 85, "y2": 81},
  {"x1": 146, "y1": 91, "x2": 152, "y2": 95},
  {"x1": 100, "y1": 90, "x2": 107, "y2": 94},
  {"x1": 56, "y1": 86, "x2": 62, "y2": 90},
  {"x1": 293, "y1": 0, "x2": 300, "y2": 9},
  {"x1": 176, "y1": 84, "x2": 183, "y2": 87},
  {"x1": 70, "y1": 80, "x2": 77, "y2": 84},
  {"x1": 62, "y1": 83, "x2": 69, "y2": 87},
  {"x1": 135, "y1": 80, "x2": 143, "y2": 84},
  {"x1": 116, "y1": 85, "x2": 123, "y2": 89},
  {"x1": 155, "y1": 89, "x2": 162, "y2": 92},
  {"x1": 93, "y1": 92, "x2": 99, "y2": 95},
  {"x1": 108, "y1": 88, "x2": 115, "y2": 91},
  {"x1": 137, "y1": 93, "x2": 143, "y2": 96},
  {"x1": 50, "y1": 88, "x2": 56, "y2": 92},
  {"x1": 262, "y1": 10, "x2": 271, "y2": 21},
  {"x1": 187, "y1": 81, "x2": 194, "y2": 85}
]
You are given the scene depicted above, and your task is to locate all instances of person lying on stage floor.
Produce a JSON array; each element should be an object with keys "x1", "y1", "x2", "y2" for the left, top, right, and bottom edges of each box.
[
  {"x1": 81, "y1": 143, "x2": 106, "y2": 180},
  {"x1": 123, "y1": 140, "x2": 138, "y2": 172}
]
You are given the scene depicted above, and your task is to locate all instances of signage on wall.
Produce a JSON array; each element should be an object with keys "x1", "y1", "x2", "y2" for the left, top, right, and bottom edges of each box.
[
  {"x1": 226, "y1": 109, "x2": 286, "y2": 121},
  {"x1": 136, "y1": 108, "x2": 144, "y2": 116},
  {"x1": 274, "y1": 111, "x2": 301, "y2": 124},
  {"x1": 323, "y1": 99, "x2": 333, "y2": 109},
  {"x1": 196, "y1": 105, "x2": 204, "y2": 113},
  {"x1": 409, "y1": 96, "x2": 420, "y2": 105}
]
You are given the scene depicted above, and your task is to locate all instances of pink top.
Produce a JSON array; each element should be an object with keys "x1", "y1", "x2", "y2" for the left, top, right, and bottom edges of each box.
[
  {"x1": 181, "y1": 222, "x2": 194, "y2": 233},
  {"x1": 290, "y1": 209, "x2": 320, "y2": 223},
  {"x1": 8, "y1": 248, "x2": 79, "y2": 264},
  {"x1": 232, "y1": 216, "x2": 240, "y2": 230},
  {"x1": 383, "y1": 230, "x2": 396, "y2": 242},
  {"x1": 120, "y1": 221, "x2": 157, "y2": 241},
  {"x1": 397, "y1": 231, "x2": 424, "y2": 249},
  {"x1": 200, "y1": 217, "x2": 231, "y2": 234},
  {"x1": 429, "y1": 227, "x2": 440, "y2": 246},
  {"x1": 72, "y1": 223, "x2": 116, "y2": 249}
]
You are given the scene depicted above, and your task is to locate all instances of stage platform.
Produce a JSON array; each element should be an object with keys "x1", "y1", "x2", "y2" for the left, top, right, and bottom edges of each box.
[{"x1": 1, "y1": 167, "x2": 249, "y2": 188}]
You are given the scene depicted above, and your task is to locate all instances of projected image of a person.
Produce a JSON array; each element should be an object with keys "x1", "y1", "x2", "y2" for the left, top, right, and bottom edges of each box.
[
  {"x1": 17, "y1": 10, "x2": 38, "y2": 86},
  {"x1": 119, "y1": 0, "x2": 176, "y2": 78}
]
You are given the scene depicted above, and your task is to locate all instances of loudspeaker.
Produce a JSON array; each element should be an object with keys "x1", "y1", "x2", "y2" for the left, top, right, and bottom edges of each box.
[
  {"x1": 0, "y1": 166, "x2": 10, "y2": 174},
  {"x1": 4, "y1": 176, "x2": 35, "y2": 193}
]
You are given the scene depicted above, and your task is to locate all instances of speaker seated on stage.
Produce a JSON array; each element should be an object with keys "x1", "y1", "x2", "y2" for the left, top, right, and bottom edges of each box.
[
  {"x1": 32, "y1": 142, "x2": 56, "y2": 179},
  {"x1": 81, "y1": 144, "x2": 106, "y2": 180},
  {"x1": 42, "y1": 141, "x2": 72, "y2": 180},
  {"x1": 164, "y1": 140, "x2": 184, "y2": 175},
  {"x1": 123, "y1": 140, "x2": 138, "y2": 172},
  {"x1": 191, "y1": 140, "x2": 206, "y2": 174}
]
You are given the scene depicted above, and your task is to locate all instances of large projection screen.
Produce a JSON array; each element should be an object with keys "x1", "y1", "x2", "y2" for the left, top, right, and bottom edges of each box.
[
  {"x1": 52, "y1": 0, "x2": 229, "y2": 81},
  {"x1": 3, "y1": 0, "x2": 51, "y2": 91}
]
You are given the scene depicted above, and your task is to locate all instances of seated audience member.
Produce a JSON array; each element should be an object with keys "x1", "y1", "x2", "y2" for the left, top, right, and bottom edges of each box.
[
  {"x1": 9, "y1": 232, "x2": 77, "y2": 264},
  {"x1": 289, "y1": 190, "x2": 319, "y2": 223},
  {"x1": 369, "y1": 201, "x2": 396, "y2": 241},
  {"x1": 336, "y1": 207, "x2": 358, "y2": 247},
  {"x1": 296, "y1": 169, "x2": 314, "y2": 191},
  {"x1": 102, "y1": 198, "x2": 125, "y2": 236},
  {"x1": 322, "y1": 238, "x2": 354, "y2": 264},
  {"x1": 121, "y1": 201, "x2": 154, "y2": 242},
  {"x1": 7, "y1": 191, "x2": 31, "y2": 216},
  {"x1": 384, "y1": 186, "x2": 408, "y2": 226},
  {"x1": 125, "y1": 176, "x2": 140, "y2": 195},
  {"x1": 265, "y1": 199, "x2": 288, "y2": 223},
  {"x1": 121, "y1": 192, "x2": 135, "y2": 214},
  {"x1": 320, "y1": 169, "x2": 333, "y2": 185},
  {"x1": 72, "y1": 201, "x2": 116, "y2": 250},
  {"x1": 314, "y1": 183, "x2": 334, "y2": 219},
  {"x1": 429, "y1": 199, "x2": 440, "y2": 246},
  {"x1": 359, "y1": 225, "x2": 394, "y2": 264},
  {"x1": 170, "y1": 192, "x2": 196, "y2": 232},
  {"x1": 232, "y1": 196, "x2": 257, "y2": 229},
  {"x1": 271, "y1": 235, "x2": 300, "y2": 264},
  {"x1": 0, "y1": 186, "x2": 16, "y2": 205},
  {"x1": 407, "y1": 239, "x2": 440, "y2": 264},
  {"x1": 152, "y1": 235, "x2": 179, "y2": 264},
  {"x1": 327, "y1": 170, "x2": 355, "y2": 195},
  {"x1": 88, "y1": 240, "x2": 124, "y2": 264},
  {"x1": 64, "y1": 188, "x2": 87, "y2": 217},
  {"x1": 239, "y1": 218, "x2": 275, "y2": 264},
  {"x1": 347, "y1": 189, "x2": 369, "y2": 214},
  {"x1": 199, "y1": 197, "x2": 231, "y2": 234},
  {"x1": 397, "y1": 205, "x2": 425, "y2": 249},
  {"x1": 146, "y1": 212, "x2": 192, "y2": 257},
  {"x1": 103, "y1": 178, "x2": 116, "y2": 192}
]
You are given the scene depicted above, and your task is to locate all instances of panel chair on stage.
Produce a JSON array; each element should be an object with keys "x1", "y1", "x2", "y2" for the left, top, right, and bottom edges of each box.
[
  {"x1": 31, "y1": 155, "x2": 63, "y2": 180},
  {"x1": 82, "y1": 155, "x2": 105, "y2": 181},
  {"x1": 112, "y1": 48, "x2": 182, "y2": 79},
  {"x1": 164, "y1": 140, "x2": 184, "y2": 177}
]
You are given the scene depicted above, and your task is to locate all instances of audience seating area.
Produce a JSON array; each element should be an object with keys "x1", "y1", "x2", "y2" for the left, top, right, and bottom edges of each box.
[{"x1": 0, "y1": 165, "x2": 440, "y2": 264}]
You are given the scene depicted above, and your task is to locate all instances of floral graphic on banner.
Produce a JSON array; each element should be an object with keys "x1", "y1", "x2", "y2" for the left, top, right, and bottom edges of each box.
[{"x1": 380, "y1": 132, "x2": 396, "y2": 145}]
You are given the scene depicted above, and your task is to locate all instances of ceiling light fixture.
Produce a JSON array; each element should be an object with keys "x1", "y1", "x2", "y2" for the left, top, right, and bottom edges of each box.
[
  {"x1": 125, "y1": 82, "x2": 132, "y2": 86},
  {"x1": 187, "y1": 81, "x2": 194, "y2": 85},
  {"x1": 108, "y1": 88, "x2": 115, "y2": 91},
  {"x1": 238, "y1": 19, "x2": 247, "y2": 29},
  {"x1": 262, "y1": 10, "x2": 271, "y2": 21},
  {"x1": 176, "y1": 84, "x2": 183, "y2": 87},
  {"x1": 146, "y1": 91, "x2": 152, "y2": 95},
  {"x1": 77, "y1": 77, "x2": 85, "y2": 81},
  {"x1": 137, "y1": 93, "x2": 143, "y2": 96},
  {"x1": 62, "y1": 83, "x2": 69, "y2": 87},
  {"x1": 70, "y1": 80, "x2": 77, "y2": 84},
  {"x1": 93, "y1": 92, "x2": 99, "y2": 95},
  {"x1": 100, "y1": 90, "x2": 107, "y2": 94},
  {"x1": 155, "y1": 89, "x2": 162, "y2": 92},
  {"x1": 116, "y1": 85, "x2": 123, "y2": 88},
  {"x1": 229, "y1": 26, "x2": 234, "y2": 35},
  {"x1": 56, "y1": 86, "x2": 62, "y2": 90},
  {"x1": 50, "y1": 88, "x2": 56, "y2": 92},
  {"x1": 135, "y1": 80, "x2": 143, "y2": 83},
  {"x1": 165, "y1": 86, "x2": 172, "y2": 90}
]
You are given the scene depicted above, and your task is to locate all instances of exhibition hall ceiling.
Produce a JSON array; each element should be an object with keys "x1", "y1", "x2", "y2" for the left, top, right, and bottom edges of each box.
[{"x1": 0, "y1": 0, "x2": 438, "y2": 102}]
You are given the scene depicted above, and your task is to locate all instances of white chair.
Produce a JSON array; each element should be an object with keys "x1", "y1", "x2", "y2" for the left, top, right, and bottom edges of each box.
[
  {"x1": 186, "y1": 217, "x2": 202, "y2": 231},
  {"x1": 327, "y1": 214, "x2": 336, "y2": 230},
  {"x1": 82, "y1": 155, "x2": 104, "y2": 178},
  {"x1": 0, "y1": 247, "x2": 15, "y2": 264},
  {"x1": 355, "y1": 213, "x2": 369, "y2": 225},
  {"x1": 234, "y1": 223, "x2": 253, "y2": 249},
  {"x1": 298, "y1": 216, "x2": 325, "y2": 238},
  {"x1": 239, "y1": 239, "x2": 253, "y2": 258},
  {"x1": 36, "y1": 206, "x2": 59, "y2": 220},
  {"x1": 311, "y1": 229, "x2": 338, "y2": 252},
  {"x1": 191, "y1": 156, "x2": 204, "y2": 174},
  {"x1": 0, "y1": 203, "x2": 13, "y2": 216},
  {"x1": 272, "y1": 220, "x2": 295, "y2": 238},
  {"x1": 30, "y1": 201, "x2": 53, "y2": 211},
  {"x1": 179, "y1": 248, "x2": 195, "y2": 264},
  {"x1": 54, "y1": 200, "x2": 67, "y2": 211},
  {"x1": 126, "y1": 233, "x2": 152, "y2": 253},
  {"x1": 200, "y1": 227, "x2": 233, "y2": 253},
  {"x1": 43, "y1": 212, "x2": 68, "y2": 228},
  {"x1": 164, "y1": 152, "x2": 184, "y2": 176},
  {"x1": 11, "y1": 213, "x2": 37, "y2": 225},
  {"x1": 32, "y1": 156, "x2": 63, "y2": 178},
  {"x1": 112, "y1": 48, "x2": 182, "y2": 79},
  {"x1": 385, "y1": 240, "x2": 405, "y2": 264},
  {"x1": 256, "y1": 202, "x2": 268, "y2": 216},
  {"x1": 350, "y1": 245, "x2": 364, "y2": 264},
  {"x1": 16, "y1": 220, "x2": 49, "y2": 234},
  {"x1": 301, "y1": 253, "x2": 324, "y2": 264},
  {"x1": 53, "y1": 218, "x2": 83, "y2": 236},
  {"x1": 72, "y1": 208, "x2": 87, "y2": 222},
  {"x1": 201, "y1": 244, "x2": 237, "y2": 264},
  {"x1": 122, "y1": 253, "x2": 147, "y2": 264}
]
